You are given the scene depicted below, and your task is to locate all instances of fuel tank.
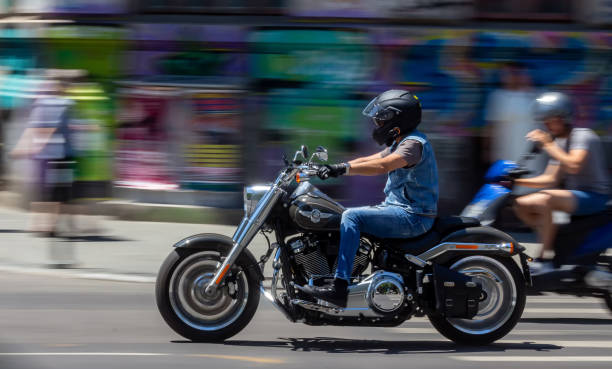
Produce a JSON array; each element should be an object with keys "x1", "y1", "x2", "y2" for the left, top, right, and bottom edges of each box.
[{"x1": 289, "y1": 182, "x2": 345, "y2": 231}]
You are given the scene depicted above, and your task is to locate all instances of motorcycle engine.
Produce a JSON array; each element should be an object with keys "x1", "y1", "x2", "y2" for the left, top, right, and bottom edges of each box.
[
  {"x1": 365, "y1": 272, "x2": 406, "y2": 315},
  {"x1": 287, "y1": 235, "x2": 371, "y2": 280}
]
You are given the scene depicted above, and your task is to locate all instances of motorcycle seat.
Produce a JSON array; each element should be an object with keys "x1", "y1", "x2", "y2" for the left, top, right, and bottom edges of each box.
[
  {"x1": 378, "y1": 216, "x2": 481, "y2": 255},
  {"x1": 435, "y1": 216, "x2": 481, "y2": 235}
]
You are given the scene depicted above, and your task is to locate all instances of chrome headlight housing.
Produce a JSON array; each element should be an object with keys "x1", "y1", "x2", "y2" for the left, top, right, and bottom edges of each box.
[{"x1": 243, "y1": 185, "x2": 271, "y2": 217}]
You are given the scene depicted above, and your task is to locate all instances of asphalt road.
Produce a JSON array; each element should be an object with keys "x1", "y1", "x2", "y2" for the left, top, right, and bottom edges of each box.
[{"x1": 1, "y1": 273, "x2": 611, "y2": 369}]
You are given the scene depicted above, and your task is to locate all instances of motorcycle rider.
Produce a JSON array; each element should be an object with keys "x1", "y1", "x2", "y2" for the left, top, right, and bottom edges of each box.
[
  {"x1": 301, "y1": 89, "x2": 439, "y2": 307},
  {"x1": 513, "y1": 92, "x2": 610, "y2": 271}
]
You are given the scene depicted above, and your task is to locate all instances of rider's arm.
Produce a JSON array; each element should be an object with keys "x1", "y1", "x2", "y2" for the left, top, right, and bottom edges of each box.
[
  {"x1": 541, "y1": 143, "x2": 589, "y2": 175},
  {"x1": 514, "y1": 163, "x2": 562, "y2": 188},
  {"x1": 347, "y1": 153, "x2": 408, "y2": 176},
  {"x1": 348, "y1": 150, "x2": 386, "y2": 166}
]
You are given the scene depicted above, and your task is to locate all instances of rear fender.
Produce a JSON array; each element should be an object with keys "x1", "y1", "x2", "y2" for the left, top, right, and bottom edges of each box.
[
  {"x1": 418, "y1": 226, "x2": 531, "y2": 285},
  {"x1": 173, "y1": 233, "x2": 264, "y2": 282}
]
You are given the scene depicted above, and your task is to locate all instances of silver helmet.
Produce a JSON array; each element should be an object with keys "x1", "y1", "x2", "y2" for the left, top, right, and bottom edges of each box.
[{"x1": 532, "y1": 91, "x2": 573, "y2": 123}]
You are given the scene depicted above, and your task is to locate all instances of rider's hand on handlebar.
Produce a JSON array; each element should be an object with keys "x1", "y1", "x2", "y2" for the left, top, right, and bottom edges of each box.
[
  {"x1": 499, "y1": 176, "x2": 514, "y2": 189},
  {"x1": 317, "y1": 163, "x2": 349, "y2": 180}
]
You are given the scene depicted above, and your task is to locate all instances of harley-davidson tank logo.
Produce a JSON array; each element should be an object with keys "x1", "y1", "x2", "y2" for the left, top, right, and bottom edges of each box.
[
  {"x1": 310, "y1": 209, "x2": 321, "y2": 223},
  {"x1": 297, "y1": 208, "x2": 334, "y2": 224}
]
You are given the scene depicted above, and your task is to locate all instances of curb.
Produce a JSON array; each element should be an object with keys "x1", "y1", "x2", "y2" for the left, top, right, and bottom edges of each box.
[
  {"x1": 97, "y1": 201, "x2": 244, "y2": 225},
  {"x1": 0, "y1": 190, "x2": 244, "y2": 225}
]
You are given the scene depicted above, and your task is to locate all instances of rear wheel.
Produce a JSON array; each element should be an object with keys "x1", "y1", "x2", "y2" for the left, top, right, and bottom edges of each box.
[
  {"x1": 597, "y1": 256, "x2": 612, "y2": 313},
  {"x1": 428, "y1": 255, "x2": 526, "y2": 345},
  {"x1": 156, "y1": 247, "x2": 260, "y2": 342}
]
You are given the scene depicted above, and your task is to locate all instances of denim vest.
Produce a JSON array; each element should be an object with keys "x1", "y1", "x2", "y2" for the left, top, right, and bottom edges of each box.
[{"x1": 383, "y1": 130, "x2": 439, "y2": 217}]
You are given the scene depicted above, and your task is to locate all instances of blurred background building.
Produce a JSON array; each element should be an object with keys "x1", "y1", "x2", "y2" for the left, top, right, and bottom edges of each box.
[{"x1": 0, "y1": 0, "x2": 611, "y2": 215}]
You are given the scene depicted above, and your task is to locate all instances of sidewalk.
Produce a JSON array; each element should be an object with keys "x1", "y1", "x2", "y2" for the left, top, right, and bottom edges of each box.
[
  {"x1": 0, "y1": 206, "x2": 272, "y2": 282},
  {"x1": 0, "y1": 206, "x2": 540, "y2": 283}
]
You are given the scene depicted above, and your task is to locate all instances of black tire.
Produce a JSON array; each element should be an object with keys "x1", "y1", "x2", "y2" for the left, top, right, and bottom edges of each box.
[
  {"x1": 156, "y1": 246, "x2": 260, "y2": 342},
  {"x1": 597, "y1": 256, "x2": 612, "y2": 314},
  {"x1": 605, "y1": 293, "x2": 612, "y2": 313},
  {"x1": 427, "y1": 255, "x2": 526, "y2": 345}
]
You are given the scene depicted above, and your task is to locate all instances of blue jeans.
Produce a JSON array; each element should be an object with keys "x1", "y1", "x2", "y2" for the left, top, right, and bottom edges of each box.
[{"x1": 335, "y1": 205, "x2": 435, "y2": 281}]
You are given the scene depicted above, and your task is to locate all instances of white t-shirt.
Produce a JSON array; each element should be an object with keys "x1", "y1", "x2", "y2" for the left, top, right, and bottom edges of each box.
[{"x1": 485, "y1": 89, "x2": 547, "y2": 175}]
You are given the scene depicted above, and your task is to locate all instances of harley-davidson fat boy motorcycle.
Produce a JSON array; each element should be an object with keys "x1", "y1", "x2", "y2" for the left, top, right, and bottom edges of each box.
[{"x1": 156, "y1": 146, "x2": 530, "y2": 345}]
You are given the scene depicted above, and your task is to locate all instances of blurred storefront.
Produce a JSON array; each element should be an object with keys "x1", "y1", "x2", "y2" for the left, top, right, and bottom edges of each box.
[
  {"x1": 247, "y1": 27, "x2": 390, "y2": 206},
  {"x1": 113, "y1": 23, "x2": 247, "y2": 207},
  {"x1": 0, "y1": 0, "x2": 610, "y2": 211}
]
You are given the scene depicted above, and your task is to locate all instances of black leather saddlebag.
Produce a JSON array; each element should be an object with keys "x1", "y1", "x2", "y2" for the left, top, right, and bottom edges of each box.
[{"x1": 433, "y1": 264, "x2": 482, "y2": 318}]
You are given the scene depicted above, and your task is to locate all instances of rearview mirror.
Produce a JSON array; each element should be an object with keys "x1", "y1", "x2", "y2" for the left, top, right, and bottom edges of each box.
[
  {"x1": 292, "y1": 145, "x2": 309, "y2": 164},
  {"x1": 310, "y1": 146, "x2": 328, "y2": 162}
]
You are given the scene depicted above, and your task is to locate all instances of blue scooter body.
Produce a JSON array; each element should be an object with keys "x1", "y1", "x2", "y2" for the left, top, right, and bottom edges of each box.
[
  {"x1": 462, "y1": 160, "x2": 611, "y2": 263},
  {"x1": 461, "y1": 161, "x2": 516, "y2": 225}
]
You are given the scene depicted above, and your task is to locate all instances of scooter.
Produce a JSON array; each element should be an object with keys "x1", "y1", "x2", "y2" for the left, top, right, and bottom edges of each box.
[{"x1": 461, "y1": 150, "x2": 612, "y2": 311}]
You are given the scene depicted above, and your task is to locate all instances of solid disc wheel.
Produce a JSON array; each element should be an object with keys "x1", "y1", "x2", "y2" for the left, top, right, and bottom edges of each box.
[
  {"x1": 428, "y1": 255, "x2": 526, "y2": 345},
  {"x1": 156, "y1": 248, "x2": 260, "y2": 342}
]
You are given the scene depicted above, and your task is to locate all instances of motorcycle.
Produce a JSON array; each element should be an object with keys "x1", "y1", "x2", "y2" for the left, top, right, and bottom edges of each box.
[
  {"x1": 461, "y1": 152, "x2": 612, "y2": 311},
  {"x1": 156, "y1": 145, "x2": 530, "y2": 345}
]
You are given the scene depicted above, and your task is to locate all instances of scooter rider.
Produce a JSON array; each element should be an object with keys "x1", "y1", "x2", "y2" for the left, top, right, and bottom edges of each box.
[
  {"x1": 513, "y1": 92, "x2": 611, "y2": 269},
  {"x1": 301, "y1": 89, "x2": 439, "y2": 307}
]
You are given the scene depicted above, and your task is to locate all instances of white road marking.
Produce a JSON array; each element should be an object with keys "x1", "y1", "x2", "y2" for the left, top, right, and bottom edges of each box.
[
  {"x1": 524, "y1": 308, "x2": 609, "y2": 314},
  {"x1": 0, "y1": 265, "x2": 155, "y2": 283},
  {"x1": 453, "y1": 356, "x2": 612, "y2": 362},
  {"x1": 527, "y1": 298, "x2": 602, "y2": 304},
  {"x1": 0, "y1": 352, "x2": 286, "y2": 364},
  {"x1": 0, "y1": 353, "x2": 168, "y2": 356},
  {"x1": 499, "y1": 340, "x2": 612, "y2": 348},
  {"x1": 390, "y1": 328, "x2": 612, "y2": 336}
]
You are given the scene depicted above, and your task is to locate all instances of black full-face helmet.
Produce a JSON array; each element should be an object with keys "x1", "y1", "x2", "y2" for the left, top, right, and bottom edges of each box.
[{"x1": 362, "y1": 89, "x2": 422, "y2": 146}]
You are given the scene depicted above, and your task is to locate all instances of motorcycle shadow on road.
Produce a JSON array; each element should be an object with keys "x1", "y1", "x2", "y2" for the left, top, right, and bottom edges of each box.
[{"x1": 173, "y1": 338, "x2": 562, "y2": 355}]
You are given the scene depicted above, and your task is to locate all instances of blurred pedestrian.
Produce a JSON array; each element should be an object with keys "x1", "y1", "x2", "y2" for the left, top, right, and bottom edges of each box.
[
  {"x1": 10, "y1": 75, "x2": 76, "y2": 237},
  {"x1": 484, "y1": 62, "x2": 546, "y2": 178},
  {"x1": 513, "y1": 92, "x2": 611, "y2": 270}
]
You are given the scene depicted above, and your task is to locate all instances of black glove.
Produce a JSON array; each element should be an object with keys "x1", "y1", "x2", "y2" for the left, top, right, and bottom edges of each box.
[{"x1": 317, "y1": 163, "x2": 348, "y2": 180}]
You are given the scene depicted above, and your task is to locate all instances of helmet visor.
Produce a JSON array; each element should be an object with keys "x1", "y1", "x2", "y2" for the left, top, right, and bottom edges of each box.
[{"x1": 362, "y1": 97, "x2": 401, "y2": 127}]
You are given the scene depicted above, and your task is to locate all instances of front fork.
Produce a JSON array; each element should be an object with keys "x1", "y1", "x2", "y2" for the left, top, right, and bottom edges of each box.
[{"x1": 204, "y1": 186, "x2": 285, "y2": 296}]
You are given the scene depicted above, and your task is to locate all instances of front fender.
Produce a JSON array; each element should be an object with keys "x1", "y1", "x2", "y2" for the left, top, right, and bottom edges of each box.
[{"x1": 173, "y1": 233, "x2": 264, "y2": 282}]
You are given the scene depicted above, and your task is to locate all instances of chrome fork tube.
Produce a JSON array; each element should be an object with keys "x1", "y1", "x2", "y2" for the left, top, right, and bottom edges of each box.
[
  {"x1": 205, "y1": 185, "x2": 284, "y2": 295},
  {"x1": 233, "y1": 216, "x2": 249, "y2": 241}
]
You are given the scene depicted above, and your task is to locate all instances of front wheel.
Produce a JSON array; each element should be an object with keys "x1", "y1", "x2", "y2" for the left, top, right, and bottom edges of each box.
[
  {"x1": 156, "y1": 247, "x2": 260, "y2": 342},
  {"x1": 427, "y1": 255, "x2": 526, "y2": 345}
]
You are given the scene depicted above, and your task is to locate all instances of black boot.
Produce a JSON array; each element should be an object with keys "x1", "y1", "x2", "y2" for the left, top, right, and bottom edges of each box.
[{"x1": 301, "y1": 278, "x2": 348, "y2": 308}]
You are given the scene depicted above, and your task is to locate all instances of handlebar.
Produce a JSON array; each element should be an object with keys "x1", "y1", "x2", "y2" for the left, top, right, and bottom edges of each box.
[
  {"x1": 295, "y1": 163, "x2": 321, "y2": 178},
  {"x1": 507, "y1": 168, "x2": 531, "y2": 179}
]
